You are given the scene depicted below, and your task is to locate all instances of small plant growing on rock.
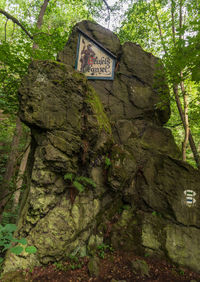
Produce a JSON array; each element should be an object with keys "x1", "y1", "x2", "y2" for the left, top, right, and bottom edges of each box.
[
  {"x1": 0, "y1": 223, "x2": 37, "y2": 263},
  {"x1": 64, "y1": 173, "x2": 96, "y2": 193},
  {"x1": 97, "y1": 243, "x2": 113, "y2": 259},
  {"x1": 104, "y1": 156, "x2": 111, "y2": 169},
  {"x1": 152, "y1": 211, "x2": 162, "y2": 218},
  {"x1": 54, "y1": 262, "x2": 69, "y2": 271},
  {"x1": 68, "y1": 254, "x2": 83, "y2": 270}
]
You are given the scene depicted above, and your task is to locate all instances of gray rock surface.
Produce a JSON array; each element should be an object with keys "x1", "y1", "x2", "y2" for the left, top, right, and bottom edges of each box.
[{"x1": 3, "y1": 20, "x2": 200, "y2": 274}]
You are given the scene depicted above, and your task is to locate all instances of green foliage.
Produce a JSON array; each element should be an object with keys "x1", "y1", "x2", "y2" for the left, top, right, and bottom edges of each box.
[
  {"x1": 0, "y1": 0, "x2": 103, "y2": 116},
  {"x1": 64, "y1": 173, "x2": 74, "y2": 182},
  {"x1": 104, "y1": 156, "x2": 111, "y2": 168},
  {"x1": 179, "y1": 269, "x2": 185, "y2": 275},
  {"x1": 25, "y1": 246, "x2": 37, "y2": 254},
  {"x1": 73, "y1": 181, "x2": 84, "y2": 193},
  {"x1": 0, "y1": 223, "x2": 37, "y2": 264},
  {"x1": 68, "y1": 254, "x2": 83, "y2": 269},
  {"x1": 64, "y1": 173, "x2": 96, "y2": 193},
  {"x1": 118, "y1": 0, "x2": 200, "y2": 166},
  {"x1": 97, "y1": 243, "x2": 113, "y2": 259},
  {"x1": 76, "y1": 176, "x2": 96, "y2": 188},
  {"x1": 152, "y1": 211, "x2": 162, "y2": 218},
  {"x1": 54, "y1": 262, "x2": 68, "y2": 271},
  {"x1": 54, "y1": 254, "x2": 83, "y2": 271},
  {"x1": 122, "y1": 204, "x2": 131, "y2": 211},
  {"x1": 144, "y1": 253, "x2": 150, "y2": 258},
  {"x1": 86, "y1": 86, "x2": 112, "y2": 135},
  {"x1": 10, "y1": 245, "x2": 23, "y2": 255}
]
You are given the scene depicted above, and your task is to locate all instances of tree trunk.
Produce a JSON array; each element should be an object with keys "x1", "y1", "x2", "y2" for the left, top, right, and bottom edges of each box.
[
  {"x1": 173, "y1": 84, "x2": 200, "y2": 167},
  {"x1": 12, "y1": 142, "x2": 30, "y2": 212},
  {"x1": 0, "y1": 116, "x2": 23, "y2": 222},
  {"x1": 180, "y1": 80, "x2": 189, "y2": 161},
  {"x1": 33, "y1": 0, "x2": 50, "y2": 49}
]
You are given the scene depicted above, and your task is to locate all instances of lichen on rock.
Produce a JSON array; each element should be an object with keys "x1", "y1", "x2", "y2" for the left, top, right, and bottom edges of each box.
[{"x1": 3, "y1": 20, "x2": 200, "y2": 275}]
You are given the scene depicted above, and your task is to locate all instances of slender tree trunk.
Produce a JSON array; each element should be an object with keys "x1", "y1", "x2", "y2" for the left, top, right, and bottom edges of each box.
[
  {"x1": 178, "y1": 1, "x2": 189, "y2": 162},
  {"x1": 173, "y1": 84, "x2": 200, "y2": 167},
  {"x1": 152, "y1": 0, "x2": 167, "y2": 54},
  {"x1": 0, "y1": 116, "x2": 23, "y2": 222},
  {"x1": 33, "y1": 0, "x2": 50, "y2": 49},
  {"x1": 180, "y1": 80, "x2": 189, "y2": 161},
  {"x1": 12, "y1": 142, "x2": 30, "y2": 212}
]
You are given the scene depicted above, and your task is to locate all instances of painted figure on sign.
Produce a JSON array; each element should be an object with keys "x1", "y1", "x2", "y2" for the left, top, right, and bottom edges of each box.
[{"x1": 80, "y1": 39, "x2": 96, "y2": 73}]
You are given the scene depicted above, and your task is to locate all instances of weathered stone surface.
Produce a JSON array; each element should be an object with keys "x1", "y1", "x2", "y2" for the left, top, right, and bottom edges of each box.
[
  {"x1": 88, "y1": 256, "x2": 100, "y2": 277},
  {"x1": 1, "y1": 271, "x2": 26, "y2": 282},
  {"x1": 131, "y1": 259, "x2": 150, "y2": 277},
  {"x1": 3, "y1": 20, "x2": 200, "y2": 274},
  {"x1": 59, "y1": 20, "x2": 170, "y2": 126}
]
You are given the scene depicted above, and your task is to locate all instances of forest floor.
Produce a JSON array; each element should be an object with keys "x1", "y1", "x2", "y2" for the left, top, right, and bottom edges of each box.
[{"x1": 9, "y1": 250, "x2": 200, "y2": 282}]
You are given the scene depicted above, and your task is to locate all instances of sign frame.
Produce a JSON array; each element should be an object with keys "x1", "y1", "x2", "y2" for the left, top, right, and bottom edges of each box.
[{"x1": 75, "y1": 28, "x2": 116, "y2": 80}]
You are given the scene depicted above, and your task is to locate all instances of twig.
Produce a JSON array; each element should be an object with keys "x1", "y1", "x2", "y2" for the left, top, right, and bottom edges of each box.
[
  {"x1": 0, "y1": 8, "x2": 33, "y2": 40},
  {"x1": 103, "y1": 0, "x2": 111, "y2": 10},
  {"x1": 4, "y1": 18, "x2": 8, "y2": 41}
]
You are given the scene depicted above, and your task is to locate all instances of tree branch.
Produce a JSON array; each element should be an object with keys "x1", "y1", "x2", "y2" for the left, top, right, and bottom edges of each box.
[
  {"x1": 33, "y1": 0, "x2": 50, "y2": 49},
  {"x1": 4, "y1": 18, "x2": 8, "y2": 41},
  {"x1": 36, "y1": 0, "x2": 50, "y2": 29},
  {"x1": 0, "y1": 8, "x2": 33, "y2": 40},
  {"x1": 152, "y1": 0, "x2": 168, "y2": 55},
  {"x1": 103, "y1": 0, "x2": 111, "y2": 11},
  {"x1": 102, "y1": 0, "x2": 111, "y2": 28},
  {"x1": 171, "y1": 0, "x2": 176, "y2": 44}
]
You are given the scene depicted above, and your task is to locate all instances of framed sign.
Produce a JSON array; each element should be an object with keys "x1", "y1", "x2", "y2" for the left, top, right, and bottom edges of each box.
[{"x1": 75, "y1": 28, "x2": 116, "y2": 80}]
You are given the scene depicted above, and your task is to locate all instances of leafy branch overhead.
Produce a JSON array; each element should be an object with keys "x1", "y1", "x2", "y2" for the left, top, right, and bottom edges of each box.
[{"x1": 0, "y1": 8, "x2": 33, "y2": 40}]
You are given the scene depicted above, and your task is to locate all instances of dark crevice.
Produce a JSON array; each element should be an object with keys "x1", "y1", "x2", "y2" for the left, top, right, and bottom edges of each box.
[{"x1": 119, "y1": 72, "x2": 146, "y2": 87}]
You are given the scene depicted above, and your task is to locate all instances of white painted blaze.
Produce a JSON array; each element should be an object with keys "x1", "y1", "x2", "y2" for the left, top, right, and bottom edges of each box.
[{"x1": 184, "y1": 190, "x2": 196, "y2": 206}]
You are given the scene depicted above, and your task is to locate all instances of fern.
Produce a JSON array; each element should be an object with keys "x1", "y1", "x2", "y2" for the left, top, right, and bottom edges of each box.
[
  {"x1": 76, "y1": 176, "x2": 96, "y2": 188},
  {"x1": 64, "y1": 173, "x2": 74, "y2": 182},
  {"x1": 73, "y1": 181, "x2": 84, "y2": 193},
  {"x1": 64, "y1": 173, "x2": 96, "y2": 193}
]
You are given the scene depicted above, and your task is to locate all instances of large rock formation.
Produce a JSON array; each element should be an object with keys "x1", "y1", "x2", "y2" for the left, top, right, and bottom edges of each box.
[{"x1": 3, "y1": 21, "x2": 200, "y2": 274}]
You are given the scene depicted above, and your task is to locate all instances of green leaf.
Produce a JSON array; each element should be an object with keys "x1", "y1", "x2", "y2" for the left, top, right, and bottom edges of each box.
[
  {"x1": 105, "y1": 157, "x2": 111, "y2": 168},
  {"x1": 3, "y1": 224, "x2": 17, "y2": 233},
  {"x1": 0, "y1": 257, "x2": 4, "y2": 263},
  {"x1": 11, "y1": 238, "x2": 20, "y2": 243},
  {"x1": 73, "y1": 181, "x2": 84, "y2": 192},
  {"x1": 3, "y1": 243, "x2": 11, "y2": 251},
  {"x1": 25, "y1": 246, "x2": 37, "y2": 254},
  {"x1": 17, "y1": 238, "x2": 27, "y2": 245},
  {"x1": 64, "y1": 173, "x2": 74, "y2": 182},
  {"x1": 10, "y1": 246, "x2": 23, "y2": 255},
  {"x1": 76, "y1": 176, "x2": 96, "y2": 188}
]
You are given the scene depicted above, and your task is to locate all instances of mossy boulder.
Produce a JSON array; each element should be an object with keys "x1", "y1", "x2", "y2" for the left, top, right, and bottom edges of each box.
[
  {"x1": 88, "y1": 256, "x2": 100, "y2": 277},
  {"x1": 3, "y1": 20, "x2": 200, "y2": 274},
  {"x1": 131, "y1": 259, "x2": 150, "y2": 277}
]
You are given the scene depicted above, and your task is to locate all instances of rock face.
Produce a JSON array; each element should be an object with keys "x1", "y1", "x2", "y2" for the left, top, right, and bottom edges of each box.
[{"x1": 3, "y1": 20, "x2": 200, "y2": 273}]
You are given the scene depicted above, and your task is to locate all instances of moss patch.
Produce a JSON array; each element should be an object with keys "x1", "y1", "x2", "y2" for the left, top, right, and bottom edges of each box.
[{"x1": 86, "y1": 86, "x2": 112, "y2": 135}]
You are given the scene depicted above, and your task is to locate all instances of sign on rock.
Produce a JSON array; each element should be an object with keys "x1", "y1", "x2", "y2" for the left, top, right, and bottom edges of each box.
[
  {"x1": 75, "y1": 28, "x2": 116, "y2": 80},
  {"x1": 184, "y1": 190, "x2": 196, "y2": 206}
]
